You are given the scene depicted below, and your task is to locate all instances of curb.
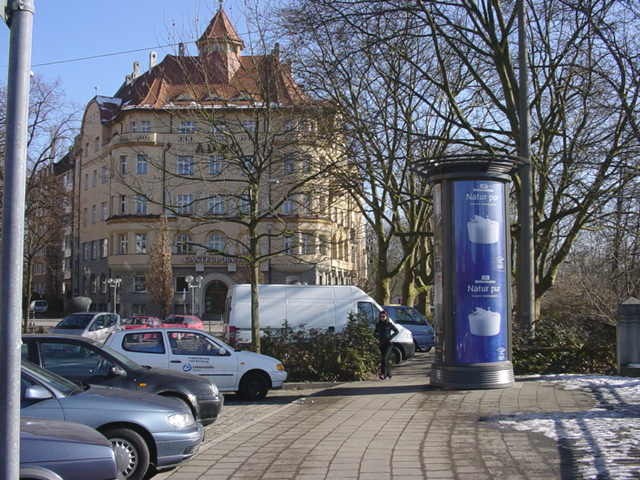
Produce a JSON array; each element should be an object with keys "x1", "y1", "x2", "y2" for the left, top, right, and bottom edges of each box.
[{"x1": 282, "y1": 381, "x2": 342, "y2": 390}]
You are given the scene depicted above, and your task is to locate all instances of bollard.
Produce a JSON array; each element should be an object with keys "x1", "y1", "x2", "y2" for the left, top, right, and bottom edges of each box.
[{"x1": 617, "y1": 297, "x2": 640, "y2": 377}]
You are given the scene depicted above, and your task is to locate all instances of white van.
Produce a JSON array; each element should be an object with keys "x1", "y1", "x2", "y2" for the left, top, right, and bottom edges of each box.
[{"x1": 223, "y1": 284, "x2": 415, "y2": 363}]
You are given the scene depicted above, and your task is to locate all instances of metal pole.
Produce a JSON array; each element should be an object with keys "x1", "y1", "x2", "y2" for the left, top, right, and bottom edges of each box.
[
  {"x1": 517, "y1": 0, "x2": 535, "y2": 336},
  {"x1": 1, "y1": 2, "x2": 35, "y2": 479}
]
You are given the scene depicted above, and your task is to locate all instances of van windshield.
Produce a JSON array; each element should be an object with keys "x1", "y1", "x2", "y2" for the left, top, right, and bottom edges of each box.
[{"x1": 56, "y1": 314, "x2": 94, "y2": 329}]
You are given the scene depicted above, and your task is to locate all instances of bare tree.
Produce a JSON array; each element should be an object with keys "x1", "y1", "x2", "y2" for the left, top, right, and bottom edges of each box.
[{"x1": 1, "y1": 77, "x2": 78, "y2": 328}]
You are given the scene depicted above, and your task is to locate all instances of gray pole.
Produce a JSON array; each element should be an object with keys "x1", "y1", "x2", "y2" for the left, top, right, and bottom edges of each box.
[
  {"x1": 1, "y1": 1, "x2": 35, "y2": 479},
  {"x1": 517, "y1": 0, "x2": 535, "y2": 336}
]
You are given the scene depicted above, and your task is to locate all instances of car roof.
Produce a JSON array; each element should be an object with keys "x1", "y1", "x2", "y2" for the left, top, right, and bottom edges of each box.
[
  {"x1": 115, "y1": 327, "x2": 204, "y2": 334},
  {"x1": 23, "y1": 333, "x2": 102, "y2": 346}
]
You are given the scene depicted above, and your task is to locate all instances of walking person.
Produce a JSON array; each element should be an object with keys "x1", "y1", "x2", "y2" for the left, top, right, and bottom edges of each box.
[{"x1": 375, "y1": 311, "x2": 398, "y2": 379}]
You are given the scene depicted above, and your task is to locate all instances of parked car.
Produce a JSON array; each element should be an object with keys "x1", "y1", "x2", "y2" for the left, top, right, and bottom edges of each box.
[
  {"x1": 29, "y1": 300, "x2": 48, "y2": 314},
  {"x1": 22, "y1": 334, "x2": 223, "y2": 426},
  {"x1": 224, "y1": 284, "x2": 415, "y2": 364},
  {"x1": 123, "y1": 315, "x2": 162, "y2": 330},
  {"x1": 106, "y1": 328, "x2": 287, "y2": 401},
  {"x1": 21, "y1": 417, "x2": 118, "y2": 480},
  {"x1": 163, "y1": 314, "x2": 204, "y2": 330},
  {"x1": 21, "y1": 360, "x2": 203, "y2": 480},
  {"x1": 384, "y1": 305, "x2": 435, "y2": 352},
  {"x1": 50, "y1": 312, "x2": 120, "y2": 343}
]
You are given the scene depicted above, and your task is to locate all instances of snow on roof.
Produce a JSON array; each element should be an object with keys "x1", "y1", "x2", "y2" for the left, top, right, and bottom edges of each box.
[{"x1": 499, "y1": 375, "x2": 640, "y2": 479}]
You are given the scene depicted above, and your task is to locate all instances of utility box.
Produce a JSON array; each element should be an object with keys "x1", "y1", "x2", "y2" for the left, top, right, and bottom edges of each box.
[{"x1": 618, "y1": 297, "x2": 640, "y2": 377}]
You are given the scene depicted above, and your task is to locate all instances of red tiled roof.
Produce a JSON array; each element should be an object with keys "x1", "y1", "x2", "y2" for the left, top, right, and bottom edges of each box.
[{"x1": 114, "y1": 52, "x2": 308, "y2": 109}]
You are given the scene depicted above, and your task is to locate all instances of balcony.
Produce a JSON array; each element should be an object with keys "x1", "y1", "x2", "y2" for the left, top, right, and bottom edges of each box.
[{"x1": 112, "y1": 132, "x2": 157, "y2": 146}]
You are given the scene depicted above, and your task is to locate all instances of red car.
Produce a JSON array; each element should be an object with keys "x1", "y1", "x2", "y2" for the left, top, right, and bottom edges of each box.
[
  {"x1": 123, "y1": 315, "x2": 162, "y2": 330},
  {"x1": 163, "y1": 314, "x2": 205, "y2": 330}
]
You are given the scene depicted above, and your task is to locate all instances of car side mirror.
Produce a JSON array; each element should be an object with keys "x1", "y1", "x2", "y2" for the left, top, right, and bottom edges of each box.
[
  {"x1": 217, "y1": 347, "x2": 228, "y2": 356},
  {"x1": 24, "y1": 385, "x2": 53, "y2": 401},
  {"x1": 111, "y1": 366, "x2": 127, "y2": 377}
]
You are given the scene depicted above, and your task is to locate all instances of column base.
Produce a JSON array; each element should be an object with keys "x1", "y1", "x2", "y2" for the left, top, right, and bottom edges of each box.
[{"x1": 430, "y1": 361, "x2": 514, "y2": 389}]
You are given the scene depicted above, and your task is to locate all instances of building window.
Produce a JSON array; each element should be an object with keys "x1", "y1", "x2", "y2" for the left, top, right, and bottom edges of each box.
[
  {"x1": 120, "y1": 195, "x2": 127, "y2": 215},
  {"x1": 176, "y1": 276, "x2": 188, "y2": 293},
  {"x1": 119, "y1": 155, "x2": 127, "y2": 175},
  {"x1": 238, "y1": 194, "x2": 250, "y2": 215},
  {"x1": 134, "y1": 275, "x2": 146, "y2": 293},
  {"x1": 100, "y1": 274, "x2": 107, "y2": 294},
  {"x1": 283, "y1": 235, "x2": 293, "y2": 255},
  {"x1": 101, "y1": 166, "x2": 109, "y2": 184},
  {"x1": 208, "y1": 195, "x2": 225, "y2": 215},
  {"x1": 208, "y1": 155, "x2": 223, "y2": 175},
  {"x1": 84, "y1": 173, "x2": 88, "y2": 190},
  {"x1": 135, "y1": 195, "x2": 148, "y2": 215},
  {"x1": 101, "y1": 238, "x2": 109, "y2": 258},
  {"x1": 176, "y1": 156, "x2": 194, "y2": 175},
  {"x1": 132, "y1": 120, "x2": 151, "y2": 133},
  {"x1": 175, "y1": 233, "x2": 192, "y2": 255},
  {"x1": 101, "y1": 202, "x2": 108, "y2": 221},
  {"x1": 241, "y1": 156, "x2": 255, "y2": 174},
  {"x1": 301, "y1": 233, "x2": 316, "y2": 255},
  {"x1": 281, "y1": 198, "x2": 295, "y2": 216},
  {"x1": 302, "y1": 155, "x2": 312, "y2": 173},
  {"x1": 136, "y1": 154, "x2": 148, "y2": 175},
  {"x1": 207, "y1": 232, "x2": 225, "y2": 253},
  {"x1": 118, "y1": 234, "x2": 128, "y2": 255},
  {"x1": 178, "y1": 121, "x2": 196, "y2": 134},
  {"x1": 91, "y1": 240, "x2": 98, "y2": 260},
  {"x1": 92, "y1": 170, "x2": 97, "y2": 188},
  {"x1": 319, "y1": 235, "x2": 329, "y2": 256},
  {"x1": 135, "y1": 233, "x2": 147, "y2": 254},
  {"x1": 83, "y1": 208, "x2": 88, "y2": 226},
  {"x1": 301, "y1": 194, "x2": 312, "y2": 215},
  {"x1": 176, "y1": 194, "x2": 193, "y2": 215},
  {"x1": 91, "y1": 205, "x2": 97, "y2": 224},
  {"x1": 283, "y1": 155, "x2": 295, "y2": 175}
]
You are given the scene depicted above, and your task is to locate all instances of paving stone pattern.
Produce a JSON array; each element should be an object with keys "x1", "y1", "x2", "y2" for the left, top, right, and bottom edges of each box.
[{"x1": 157, "y1": 354, "x2": 596, "y2": 480}]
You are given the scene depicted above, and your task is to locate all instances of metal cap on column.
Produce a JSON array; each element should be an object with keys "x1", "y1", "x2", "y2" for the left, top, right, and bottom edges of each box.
[{"x1": 415, "y1": 155, "x2": 515, "y2": 389}]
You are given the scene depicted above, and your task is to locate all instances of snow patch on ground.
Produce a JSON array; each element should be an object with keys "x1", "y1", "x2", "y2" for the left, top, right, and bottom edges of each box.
[{"x1": 499, "y1": 375, "x2": 640, "y2": 479}]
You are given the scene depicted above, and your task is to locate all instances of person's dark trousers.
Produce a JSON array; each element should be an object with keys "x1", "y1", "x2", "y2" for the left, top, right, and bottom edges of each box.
[{"x1": 379, "y1": 341, "x2": 393, "y2": 378}]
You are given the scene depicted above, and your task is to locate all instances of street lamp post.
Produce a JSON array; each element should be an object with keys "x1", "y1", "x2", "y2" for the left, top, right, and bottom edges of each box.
[
  {"x1": 185, "y1": 275, "x2": 203, "y2": 315},
  {"x1": 106, "y1": 277, "x2": 121, "y2": 314}
]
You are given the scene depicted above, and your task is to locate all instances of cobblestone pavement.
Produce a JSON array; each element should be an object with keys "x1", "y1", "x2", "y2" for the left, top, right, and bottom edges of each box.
[{"x1": 157, "y1": 353, "x2": 596, "y2": 480}]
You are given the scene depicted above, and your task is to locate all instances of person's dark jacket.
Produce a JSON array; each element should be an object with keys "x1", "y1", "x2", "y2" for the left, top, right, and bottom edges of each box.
[{"x1": 375, "y1": 320, "x2": 399, "y2": 344}]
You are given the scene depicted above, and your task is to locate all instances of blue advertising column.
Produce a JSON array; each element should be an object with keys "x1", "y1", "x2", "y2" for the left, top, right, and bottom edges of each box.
[{"x1": 420, "y1": 157, "x2": 514, "y2": 389}]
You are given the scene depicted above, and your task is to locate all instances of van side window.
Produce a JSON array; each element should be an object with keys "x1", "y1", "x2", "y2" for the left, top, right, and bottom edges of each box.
[{"x1": 357, "y1": 302, "x2": 377, "y2": 325}]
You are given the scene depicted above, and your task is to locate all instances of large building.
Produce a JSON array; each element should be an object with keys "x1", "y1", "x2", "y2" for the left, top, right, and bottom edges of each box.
[{"x1": 72, "y1": 6, "x2": 367, "y2": 319}]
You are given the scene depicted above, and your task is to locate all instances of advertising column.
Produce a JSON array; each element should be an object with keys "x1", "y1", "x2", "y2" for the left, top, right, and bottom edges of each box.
[{"x1": 419, "y1": 157, "x2": 514, "y2": 390}]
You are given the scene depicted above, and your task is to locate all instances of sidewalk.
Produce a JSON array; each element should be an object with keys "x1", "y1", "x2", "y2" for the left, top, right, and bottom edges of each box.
[{"x1": 156, "y1": 353, "x2": 639, "y2": 480}]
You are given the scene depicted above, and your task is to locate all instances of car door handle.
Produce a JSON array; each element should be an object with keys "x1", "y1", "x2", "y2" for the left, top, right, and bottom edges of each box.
[{"x1": 170, "y1": 360, "x2": 182, "y2": 364}]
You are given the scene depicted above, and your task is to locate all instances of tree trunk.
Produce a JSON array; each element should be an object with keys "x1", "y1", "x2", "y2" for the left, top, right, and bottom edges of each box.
[
  {"x1": 250, "y1": 262, "x2": 261, "y2": 353},
  {"x1": 23, "y1": 259, "x2": 33, "y2": 332}
]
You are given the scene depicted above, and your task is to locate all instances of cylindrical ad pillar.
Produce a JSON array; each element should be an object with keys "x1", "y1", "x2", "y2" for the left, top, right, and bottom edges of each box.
[{"x1": 422, "y1": 157, "x2": 515, "y2": 389}]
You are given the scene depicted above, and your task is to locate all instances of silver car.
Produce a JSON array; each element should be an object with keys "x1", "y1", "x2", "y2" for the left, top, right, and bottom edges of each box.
[
  {"x1": 21, "y1": 361, "x2": 203, "y2": 480},
  {"x1": 21, "y1": 417, "x2": 118, "y2": 480},
  {"x1": 51, "y1": 312, "x2": 120, "y2": 343}
]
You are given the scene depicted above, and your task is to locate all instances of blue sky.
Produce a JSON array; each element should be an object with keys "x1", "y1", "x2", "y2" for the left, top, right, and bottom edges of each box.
[{"x1": 0, "y1": 1, "x2": 258, "y2": 110}]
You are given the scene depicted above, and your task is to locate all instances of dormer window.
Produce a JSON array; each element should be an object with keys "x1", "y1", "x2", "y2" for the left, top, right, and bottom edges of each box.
[{"x1": 174, "y1": 92, "x2": 195, "y2": 102}]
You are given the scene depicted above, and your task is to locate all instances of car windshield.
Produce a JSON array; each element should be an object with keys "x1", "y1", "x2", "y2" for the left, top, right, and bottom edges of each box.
[
  {"x1": 56, "y1": 314, "x2": 94, "y2": 329},
  {"x1": 387, "y1": 307, "x2": 426, "y2": 325},
  {"x1": 165, "y1": 316, "x2": 186, "y2": 324},
  {"x1": 22, "y1": 360, "x2": 83, "y2": 396}
]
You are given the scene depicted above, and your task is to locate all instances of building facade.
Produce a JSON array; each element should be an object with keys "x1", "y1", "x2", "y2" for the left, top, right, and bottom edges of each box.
[{"x1": 72, "y1": 7, "x2": 367, "y2": 319}]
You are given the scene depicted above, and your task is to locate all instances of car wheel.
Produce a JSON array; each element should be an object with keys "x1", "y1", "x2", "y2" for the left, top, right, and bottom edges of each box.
[
  {"x1": 104, "y1": 427, "x2": 150, "y2": 480},
  {"x1": 390, "y1": 345, "x2": 403, "y2": 365},
  {"x1": 239, "y1": 372, "x2": 269, "y2": 401}
]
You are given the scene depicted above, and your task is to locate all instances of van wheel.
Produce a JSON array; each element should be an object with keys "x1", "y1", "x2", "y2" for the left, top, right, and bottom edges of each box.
[
  {"x1": 239, "y1": 372, "x2": 269, "y2": 401},
  {"x1": 390, "y1": 346, "x2": 403, "y2": 365},
  {"x1": 104, "y1": 427, "x2": 150, "y2": 480}
]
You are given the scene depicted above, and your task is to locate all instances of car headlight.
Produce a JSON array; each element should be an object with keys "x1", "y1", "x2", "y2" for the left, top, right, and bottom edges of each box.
[
  {"x1": 210, "y1": 383, "x2": 219, "y2": 397},
  {"x1": 275, "y1": 363, "x2": 285, "y2": 372},
  {"x1": 167, "y1": 413, "x2": 195, "y2": 429}
]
